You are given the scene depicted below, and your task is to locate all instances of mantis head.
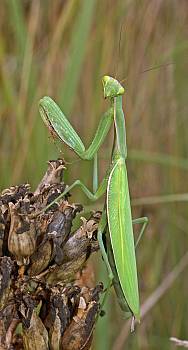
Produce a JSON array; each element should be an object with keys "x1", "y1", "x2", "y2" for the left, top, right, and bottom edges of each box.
[{"x1": 102, "y1": 76, "x2": 125, "y2": 99}]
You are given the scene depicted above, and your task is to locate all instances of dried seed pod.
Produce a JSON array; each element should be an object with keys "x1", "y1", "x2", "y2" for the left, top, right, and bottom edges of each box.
[
  {"x1": 47, "y1": 294, "x2": 71, "y2": 349},
  {"x1": 0, "y1": 302, "x2": 18, "y2": 349},
  {"x1": 8, "y1": 203, "x2": 36, "y2": 265},
  {"x1": 0, "y1": 257, "x2": 14, "y2": 310},
  {"x1": 0, "y1": 209, "x2": 5, "y2": 257},
  {"x1": 49, "y1": 311, "x2": 61, "y2": 349},
  {"x1": 0, "y1": 184, "x2": 31, "y2": 205},
  {"x1": 62, "y1": 212, "x2": 100, "y2": 263},
  {"x1": 0, "y1": 184, "x2": 32, "y2": 258},
  {"x1": 33, "y1": 159, "x2": 70, "y2": 214},
  {"x1": 61, "y1": 285, "x2": 103, "y2": 350},
  {"x1": 47, "y1": 208, "x2": 71, "y2": 265},
  {"x1": 45, "y1": 255, "x2": 87, "y2": 285},
  {"x1": 22, "y1": 311, "x2": 49, "y2": 350},
  {"x1": 45, "y1": 212, "x2": 100, "y2": 285},
  {"x1": 34, "y1": 183, "x2": 68, "y2": 214},
  {"x1": 48, "y1": 203, "x2": 83, "y2": 265},
  {"x1": 0, "y1": 319, "x2": 6, "y2": 349},
  {"x1": 27, "y1": 240, "x2": 52, "y2": 276},
  {"x1": 34, "y1": 159, "x2": 66, "y2": 196}
]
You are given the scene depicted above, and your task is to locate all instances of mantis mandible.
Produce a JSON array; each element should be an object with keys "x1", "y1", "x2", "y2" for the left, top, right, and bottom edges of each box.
[{"x1": 39, "y1": 76, "x2": 148, "y2": 322}]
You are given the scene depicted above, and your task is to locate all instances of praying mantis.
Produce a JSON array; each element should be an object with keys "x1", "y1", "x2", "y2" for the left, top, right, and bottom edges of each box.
[{"x1": 39, "y1": 76, "x2": 148, "y2": 323}]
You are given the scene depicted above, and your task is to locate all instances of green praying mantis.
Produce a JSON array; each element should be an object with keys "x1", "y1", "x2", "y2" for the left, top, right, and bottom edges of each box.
[{"x1": 39, "y1": 76, "x2": 148, "y2": 324}]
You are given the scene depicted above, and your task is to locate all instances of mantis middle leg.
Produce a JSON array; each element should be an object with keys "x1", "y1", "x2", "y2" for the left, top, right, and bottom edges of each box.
[{"x1": 133, "y1": 217, "x2": 148, "y2": 249}]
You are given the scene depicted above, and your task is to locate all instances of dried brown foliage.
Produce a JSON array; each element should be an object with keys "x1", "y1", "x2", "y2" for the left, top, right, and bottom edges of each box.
[{"x1": 0, "y1": 159, "x2": 103, "y2": 350}]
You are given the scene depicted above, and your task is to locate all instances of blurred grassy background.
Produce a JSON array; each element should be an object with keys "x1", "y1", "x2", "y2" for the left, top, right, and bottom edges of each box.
[{"x1": 0, "y1": 0, "x2": 188, "y2": 349}]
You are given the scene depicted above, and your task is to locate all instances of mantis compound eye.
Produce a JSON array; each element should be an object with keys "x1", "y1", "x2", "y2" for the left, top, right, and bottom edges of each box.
[{"x1": 102, "y1": 75, "x2": 125, "y2": 98}]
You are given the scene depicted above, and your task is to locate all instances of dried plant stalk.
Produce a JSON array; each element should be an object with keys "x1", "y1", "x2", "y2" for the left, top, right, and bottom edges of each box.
[{"x1": 0, "y1": 159, "x2": 103, "y2": 350}]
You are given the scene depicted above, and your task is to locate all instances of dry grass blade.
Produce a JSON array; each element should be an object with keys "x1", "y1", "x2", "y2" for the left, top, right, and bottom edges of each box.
[
  {"x1": 132, "y1": 193, "x2": 188, "y2": 206},
  {"x1": 12, "y1": 1, "x2": 41, "y2": 182},
  {"x1": 170, "y1": 337, "x2": 188, "y2": 348}
]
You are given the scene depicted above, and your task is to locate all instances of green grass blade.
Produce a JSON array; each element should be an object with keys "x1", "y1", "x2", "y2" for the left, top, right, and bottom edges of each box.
[
  {"x1": 59, "y1": 0, "x2": 96, "y2": 114},
  {"x1": 7, "y1": 0, "x2": 27, "y2": 57},
  {"x1": 129, "y1": 150, "x2": 188, "y2": 170}
]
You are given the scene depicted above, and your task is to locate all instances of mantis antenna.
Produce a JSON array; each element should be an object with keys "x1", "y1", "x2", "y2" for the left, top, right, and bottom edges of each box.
[
  {"x1": 120, "y1": 61, "x2": 175, "y2": 83},
  {"x1": 114, "y1": 19, "x2": 126, "y2": 79}
]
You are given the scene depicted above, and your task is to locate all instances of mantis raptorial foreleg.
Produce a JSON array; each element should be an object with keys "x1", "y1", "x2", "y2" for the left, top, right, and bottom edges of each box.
[
  {"x1": 39, "y1": 97, "x2": 114, "y2": 161},
  {"x1": 40, "y1": 97, "x2": 114, "y2": 193}
]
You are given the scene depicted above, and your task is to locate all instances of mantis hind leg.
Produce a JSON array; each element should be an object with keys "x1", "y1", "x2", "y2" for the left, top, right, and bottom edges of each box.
[
  {"x1": 133, "y1": 216, "x2": 148, "y2": 249},
  {"x1": 100, "y1": 216, "x2": 148, "y2": 273},
  {"x1": 98, "y1": 216, "x2": 148, "y2": 313},
  {"x1": 97, "y1": 210, "x2": 114, "y2": 314},
  {"x1": 98, "y1": 211, "x2": 113, "y2": 281}
]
